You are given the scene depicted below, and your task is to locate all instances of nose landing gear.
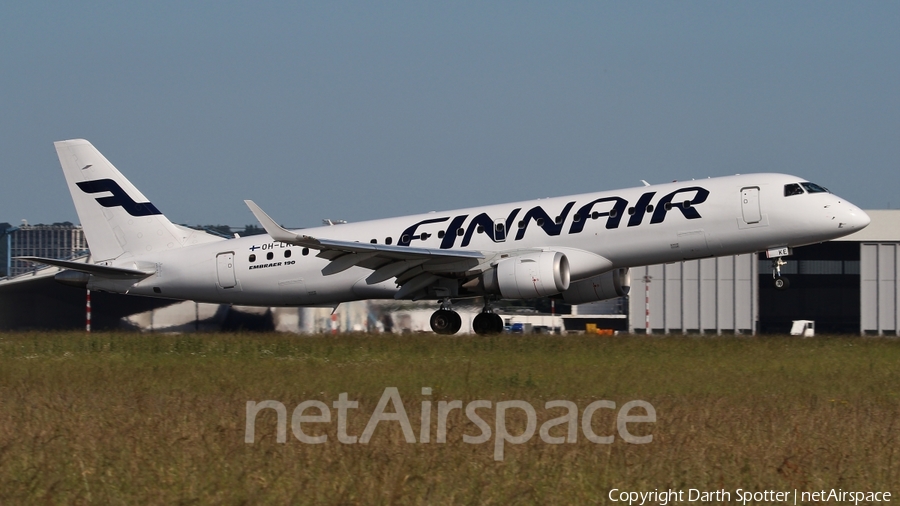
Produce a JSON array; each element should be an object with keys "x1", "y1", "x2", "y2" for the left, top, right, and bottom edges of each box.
[
  {"x1": 772, "y1": 257, "x2": 790, "y2": 290},
  {"x1": 430, "y1": 299, "x2": 462, "y2": 335}
]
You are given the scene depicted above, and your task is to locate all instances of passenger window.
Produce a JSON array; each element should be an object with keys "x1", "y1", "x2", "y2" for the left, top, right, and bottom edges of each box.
[
  {"x1": 801, "y1": 182, "x2": 829, "y2": 194},
  {"x1": 249, "y1": 254, "x2": 256, "y2": 262},
  {"x1": 784, "y1": 183, "x2": 804, "y2": 196}
]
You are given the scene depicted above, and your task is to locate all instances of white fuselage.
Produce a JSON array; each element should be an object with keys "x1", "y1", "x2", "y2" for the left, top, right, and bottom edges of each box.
[{"x1": 88, "y1": 173, "x2": 869, "y2": 306}]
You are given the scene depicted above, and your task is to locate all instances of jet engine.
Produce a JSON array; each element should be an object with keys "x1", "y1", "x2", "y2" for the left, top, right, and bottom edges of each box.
[
  {"x1": 55, "y1": 270, "x2": 91, "y2": 288},
  {"x1": 557, "y1": 268, "x2": 630, "y2": 304},
  {"x1": 481, "y1": 251, "x2": 570, "y2": 299}
]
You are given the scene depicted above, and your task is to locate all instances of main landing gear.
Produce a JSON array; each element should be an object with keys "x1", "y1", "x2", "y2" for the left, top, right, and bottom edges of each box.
[
  {"x1": 428, "y1": 299, "x2": 505, "y2": 335},
  {"x1": 772, "y1": 257, "x2": 790, "y2": 290},
  {"x1": 472, "y1": 301, "x2": 504, "y2": 336},
  {"x1": 430, "y1": 299, "x2": 462, "y2": 335}
]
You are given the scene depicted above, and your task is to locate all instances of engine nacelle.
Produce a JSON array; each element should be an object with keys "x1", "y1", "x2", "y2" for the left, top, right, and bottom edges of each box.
[
  {"x1": 483, "y1": 251, "x2": 570, "y2": 299},
  {"x1": 55, "y1": 270, "x2": 91, "y2": 288},
  {"x1": 557, "y1": 268, "x2": 630, "y2": 305}
]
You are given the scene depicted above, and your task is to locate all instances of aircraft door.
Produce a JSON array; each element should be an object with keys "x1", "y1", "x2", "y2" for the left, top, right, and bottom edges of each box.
[
  {"x1": 740, "y1": 187, "x2": 761, "y2": 224},
  {"x1": 216, "y1": 252, "x2": 236, "y2": 289}
]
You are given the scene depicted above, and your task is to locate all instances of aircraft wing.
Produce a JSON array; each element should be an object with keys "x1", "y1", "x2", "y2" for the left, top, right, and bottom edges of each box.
[{"x1": 245, "y1": 201, "x2": 486, "y2": 298}]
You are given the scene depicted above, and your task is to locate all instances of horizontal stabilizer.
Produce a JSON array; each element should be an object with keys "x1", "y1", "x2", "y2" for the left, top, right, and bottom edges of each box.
[{"x1": 14, "y1": 256, "x2": 153, "y2": 279}]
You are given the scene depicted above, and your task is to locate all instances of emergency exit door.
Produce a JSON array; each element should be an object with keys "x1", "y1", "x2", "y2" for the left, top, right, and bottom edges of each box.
[
  {"x1": 741, "y1": 187, "x2": 761, "y2": 224},
  {"x1": 216, "y1": 252, "x2": 236, "y2": 289}
]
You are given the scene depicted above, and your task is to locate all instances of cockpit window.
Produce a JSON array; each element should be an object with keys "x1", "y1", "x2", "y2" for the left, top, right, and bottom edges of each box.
[
  {"x1": 784, "y1": 183, "x2": 805, "y2": 196},
  {"x1": 801, "y1": 182, "x2": 829, "y2": 194}
]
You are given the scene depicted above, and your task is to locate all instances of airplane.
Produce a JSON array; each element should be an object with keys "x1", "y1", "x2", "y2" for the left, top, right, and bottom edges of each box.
[{"x1": 19, "y1": 139, "x2": 870, "y2": 334}]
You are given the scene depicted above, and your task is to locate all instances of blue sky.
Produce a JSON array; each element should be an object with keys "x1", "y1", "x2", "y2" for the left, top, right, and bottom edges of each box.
[{"x1": 2, "y1": 2, "x2": 898, "y2": 228}]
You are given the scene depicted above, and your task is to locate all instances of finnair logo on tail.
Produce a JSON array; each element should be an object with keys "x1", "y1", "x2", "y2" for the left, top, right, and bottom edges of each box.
[{"x1": 76, "y1": 179, "x2": 162, "y2": 217}]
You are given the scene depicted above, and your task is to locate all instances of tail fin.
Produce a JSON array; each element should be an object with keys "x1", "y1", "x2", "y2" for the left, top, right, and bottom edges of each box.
[{"x1": 55, "y1": 139, "x2": 208, "y2": 262}]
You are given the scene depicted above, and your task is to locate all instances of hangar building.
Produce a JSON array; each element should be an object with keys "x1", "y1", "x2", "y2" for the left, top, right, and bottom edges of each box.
[
  {"x1": 628, "y1": 210, "x2": 900, "y2": 335},
  {"x1": 1, "y1": 223, "x2": 87, "y2": 278}
]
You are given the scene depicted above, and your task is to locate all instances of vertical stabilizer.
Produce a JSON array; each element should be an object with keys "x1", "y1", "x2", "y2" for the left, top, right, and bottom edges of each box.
[{"x1": 55, "y1": 139, "x2": 188, "y2": 262}]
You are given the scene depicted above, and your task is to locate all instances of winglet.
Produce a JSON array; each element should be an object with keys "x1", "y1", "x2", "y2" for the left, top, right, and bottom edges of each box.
[{"x1": 244, "y1": 200, "x2": 305, "y2": 244}]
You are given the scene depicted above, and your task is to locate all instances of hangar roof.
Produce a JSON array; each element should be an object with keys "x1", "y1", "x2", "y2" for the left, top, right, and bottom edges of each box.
[{"x1": 835, "y1": 210, "x2": 900, "y2": 242}]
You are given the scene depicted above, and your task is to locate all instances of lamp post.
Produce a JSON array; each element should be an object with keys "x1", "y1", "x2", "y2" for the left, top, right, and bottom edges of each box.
[
  {"x1": 643, "y1": 274, "x2": 652, "y2": 335},
  {"x1": 86, "y1": 289, "x2": 91, "y2": 332},
  {"x1": 4, "y1": 226, "x2": 18, "y2": 278}
]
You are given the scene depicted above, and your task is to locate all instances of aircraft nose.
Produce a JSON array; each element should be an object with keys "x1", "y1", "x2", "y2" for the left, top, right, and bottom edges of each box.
[
  {"x1": 852, "y1": 208, "x2": 871, "y2": 229},
  {"x1": 839, "y1": 203, "x2": 870, "y2": 231}
]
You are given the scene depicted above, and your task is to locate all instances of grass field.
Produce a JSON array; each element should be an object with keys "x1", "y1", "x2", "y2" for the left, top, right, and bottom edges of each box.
[{"x1": 1, "y1": 332, "x2": 898, "y2": 504}]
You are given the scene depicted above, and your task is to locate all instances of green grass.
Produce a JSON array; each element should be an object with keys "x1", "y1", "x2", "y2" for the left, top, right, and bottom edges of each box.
[{"x1": 1, "y1": 332, "x2": 898, "y2": 504}]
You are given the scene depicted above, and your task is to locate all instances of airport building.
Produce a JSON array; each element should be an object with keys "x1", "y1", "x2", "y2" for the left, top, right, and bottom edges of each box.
[
  {"x1": 1, "y1": 223, "x2": 87, "y2": 278},
  {"x1": 627, "y1": 210, "x2": 900, "y2": 335}
]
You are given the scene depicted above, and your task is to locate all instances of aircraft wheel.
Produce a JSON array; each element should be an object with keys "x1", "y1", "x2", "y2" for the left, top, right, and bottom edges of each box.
[
  {"x1": 473, "y1": 313, "x2": 493, "y2": 335},
  {"x1": 774, "y1": 276, "x2": 790, "y2": 290},
  {"x1": 431, "y1": 309, "x2": 459, "y2": 335},
  {"x1": 473, "y1": 313, "x2": 505, "y2": 335},
  {"x1": 450, "y1": 311, "x2": 462, "y2": 334},
  {"x1": 490, "y1": 313, "x2": 504, "y2": 333}
]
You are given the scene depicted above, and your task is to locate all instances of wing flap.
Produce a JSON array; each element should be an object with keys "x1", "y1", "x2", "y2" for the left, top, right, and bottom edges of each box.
[
  {"x1": 321, "y1": 252, "x2": 379, "y2": 276},
  {"x1": 366, "y1": 259, "x2": 429, "y2": 285},
  {"x1": 394, "y1": 273, "x2": 439, "y2": 299}
]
